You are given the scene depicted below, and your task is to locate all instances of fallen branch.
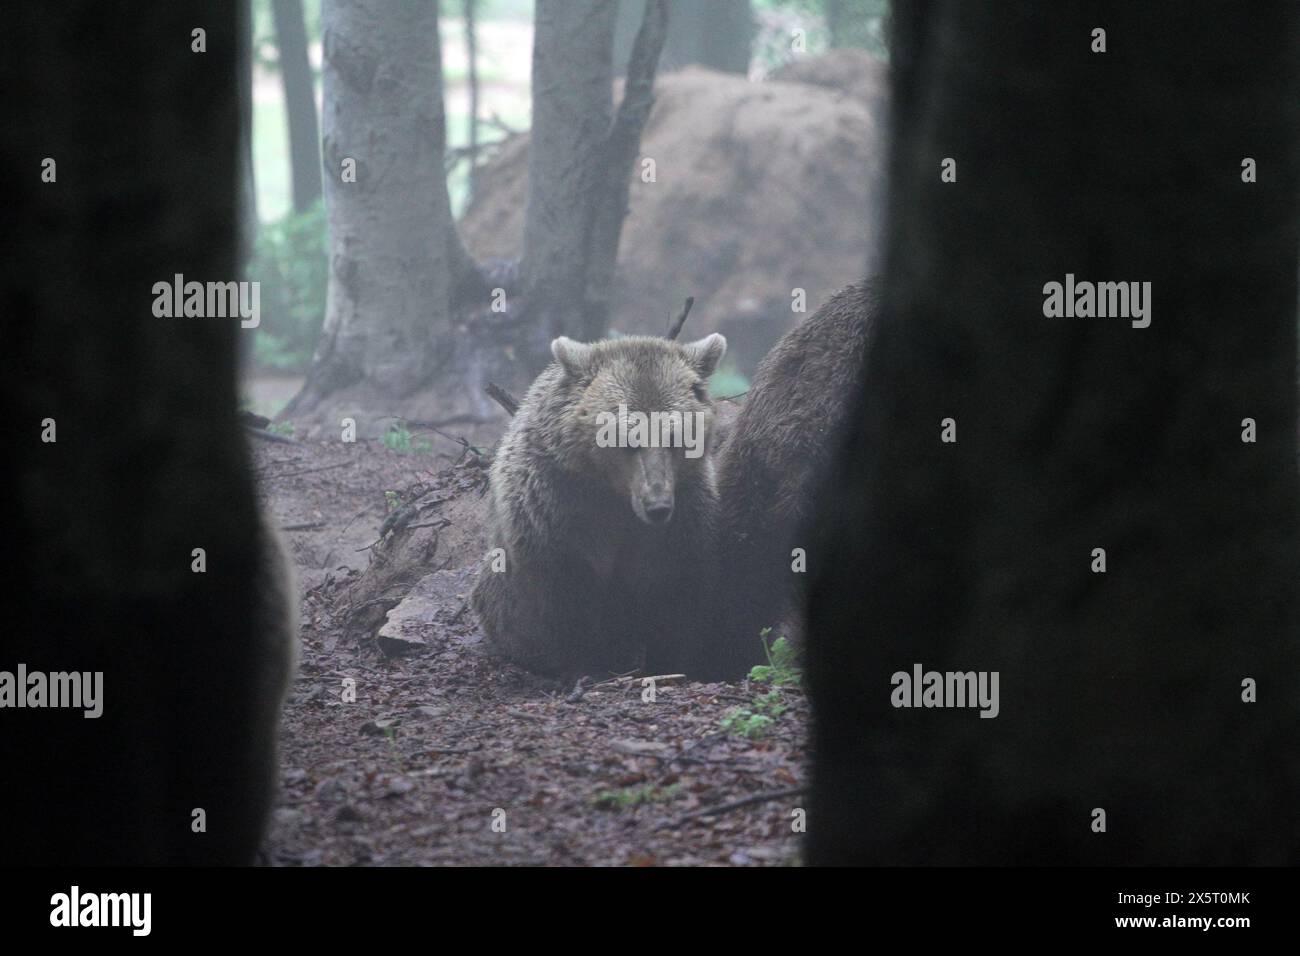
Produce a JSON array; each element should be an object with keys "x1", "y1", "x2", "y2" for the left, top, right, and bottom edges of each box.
[
  {"x1": 356, "y1": 516, "x2": 441, "y2": 553},
  {"x1": 246, "y1": 424, "x2": 297, "y2": 444},
  {"x1": 265, "y1": 461, "x2": 349, "y2": 480},
  {"x1": 588, "y1": 673, "x2": 686, "y2": 691},
  {"x1": 506, "y1": 708, "x2": 547, "y2": 722},
  {"x1": 420, "y1": 744, "x2": 483, "y2": 756},
  {"x1": 485, "y1": 382, "x2": 520, "y2": 417},
  {"x1": 404, "y1": 519, "x2": 452, "y2": 532},
  {"x1": 394, "y1": 418, "x2": 488, "y2": 458},
  {"x1": 659, "y1": 786, "x2": 805, "y2": 830}
]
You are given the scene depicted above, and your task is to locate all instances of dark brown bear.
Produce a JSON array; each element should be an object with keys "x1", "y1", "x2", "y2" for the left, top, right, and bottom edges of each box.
[
  {"x1": 707, "y1": 281, "x2": 877, "y2": 678},
  {"x1": 472, "y1": 332, "x2": 728, "y2": 678}
]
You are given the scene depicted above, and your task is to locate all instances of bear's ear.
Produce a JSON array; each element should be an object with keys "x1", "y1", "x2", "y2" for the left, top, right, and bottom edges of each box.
[
  {"x1": 681, "y1": 333, "x2": 727, "y2": 378},
  {"x1": 551, "y1": 337, "x2": 593, "y2": 378}
]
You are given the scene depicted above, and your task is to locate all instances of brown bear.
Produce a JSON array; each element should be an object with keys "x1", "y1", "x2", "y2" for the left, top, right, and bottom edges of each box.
[
  {"x1": 707, "y1": 280, "x2": 878, "y2": 678},
  {"x1": 472, "y1": 332, "x2": 728, "y2": 679}
]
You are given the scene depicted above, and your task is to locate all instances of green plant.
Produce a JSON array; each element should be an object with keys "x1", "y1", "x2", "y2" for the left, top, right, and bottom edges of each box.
[
  {"x1": 247, "y1": 198, "x2": 328, "y2": 372},
  {"x1": 592, "y1": 783, "x2": 681, "y2": 810},
  {"x1": 267, "y1": 420, "x2": 295, "y2": 438},
  {"x1": 748, "y1": 631, "x2": 801, "y2": 686},
  {"x1": 754, "y1": 689, "x2": 788, "y2": 717},
  {"x1": 381, "y1": 424, "x2": 433, "y2": 455},
  {"x1": 720, "y1": 690, "x2": 788, "y2": 740},
  {"x1": 720, "y1": 709, "x2": 774, "y2": 739},
  {"x1": 709, "y1": 361, "x2": 750, "y2": 399}
]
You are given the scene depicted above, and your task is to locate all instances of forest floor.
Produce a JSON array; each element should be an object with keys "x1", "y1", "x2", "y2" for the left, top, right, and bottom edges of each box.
[{"x1": 254, "y1": 435, "x2": 808, "y2": 866}]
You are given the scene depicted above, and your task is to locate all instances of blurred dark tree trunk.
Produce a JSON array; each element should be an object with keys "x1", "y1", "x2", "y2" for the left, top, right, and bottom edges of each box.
[
  {"x1": 615, "y1": 0, "x2": 752, "y2": 75},
  {"x1": 286, "y1": 0, "x2": 456, "y2": 421},
  {"x1": 522, "y1": 0, "x2": 668, "y2": 360},
  {"x1": 1, "y1": 0, "x2": 289, "y2": 864},
  {"x1": 272, "y1": 0, "x2": 322, "y2": 213},
  {"x1": 807, "y1": 1, "x2": 1300, "y2": 865}
]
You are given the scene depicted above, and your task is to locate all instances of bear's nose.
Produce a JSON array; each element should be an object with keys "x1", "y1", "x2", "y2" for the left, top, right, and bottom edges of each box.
[{"x1": 644, "y1": 501, "x2": 674, "y2": 524}]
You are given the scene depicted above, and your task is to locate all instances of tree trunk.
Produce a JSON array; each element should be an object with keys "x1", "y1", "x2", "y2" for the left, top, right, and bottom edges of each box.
[
  {"x1": 464, "y1": 0, "x2": 480, "y2": 201},
  {"x1": 615, "y1": 0, "x2": 752, "y2": 75},
  {"x1": 823, "y1": 0, "x2": 847, "y2": 46},
  {"x1": 450, "y1": 0, "x2": 488, "y2": 307},
  {"x1": 272, "y1": 0, "x2": 323, "y2": 213},
  {"x1": 238, "y1": 1, "x2": 258, "y2": 253},
  {"x1": 286, "y1": 0, "x2": 454, "y2": 424},
  {"x1": 582, "y1": 0, "x2": 669, "y2": 340},
  {"x1": 521, "y1": 0, "x2": 668, "y2": 358},
  {"x1": 1, "y1": 0, "x2": 292, "y2": 864},
  {"x1": 695, "y1": 0, "x2": 753, "y2": 74},
  {"x1": 519, "y1": 0, "x2": 617, "y2": 357},
  {"x1": 807, "y1": 1, "x2": 1300, "y2": 865}
]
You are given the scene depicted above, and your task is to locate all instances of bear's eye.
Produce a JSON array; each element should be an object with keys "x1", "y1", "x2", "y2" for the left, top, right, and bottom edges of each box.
[{"x1": 691, "y1": 381, "x2": 708, "y2": 401}]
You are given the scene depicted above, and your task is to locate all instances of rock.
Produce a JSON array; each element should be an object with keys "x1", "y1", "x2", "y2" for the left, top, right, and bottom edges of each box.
[{"x1": 376, "y1": 566, "x2": 479, "y2": 656}]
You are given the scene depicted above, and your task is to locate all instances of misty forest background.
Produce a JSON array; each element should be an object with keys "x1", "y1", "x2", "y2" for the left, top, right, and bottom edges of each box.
[
  {"x1": 242, "y1": 0, "x2": 889, "y2": 436},
  {"x1": 11, "y1": 0, "x2": 1298, "y2": 869}
]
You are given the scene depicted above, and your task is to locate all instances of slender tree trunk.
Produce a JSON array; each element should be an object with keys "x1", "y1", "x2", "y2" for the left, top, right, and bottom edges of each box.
[
  {"x1": 696, "y1": 0, "x2": 753, "y2": 74},
  {"x1": 582, "y1": 0, "x2": 668, "y2": 339},
  {"x1": 1, "y1": 0, "x2": 291, "y2": 864},
  {"x1": 519, "y1": 0, "x2": 617, "y2": 354},
  {"x1": 448, "y1": 0, "x2": 488, "y2": 305},
  {"x1": 272, "y1": 0, "x2": 322, "y2": 213},
  {"x1": 522, "y1": 0, "x2": 668, "y2": 357},
  {"x1": 464, "y1": 0, "x2": 480, "y2": 201},
  {"x1": 824, "y1": 0, "x2": 847, "y2": 47},
  {"x1": 807, "y1": 2, "x2": 1300, "y2": 865},
  {"x1": 238, "y1": 1, "x2": 258, "y2": 253},
  {"x1": 287, "y1": 0, "x2": 454, "y2": 420},
  {"x1": 615, "y1": 0, "x2": 752, "y2": 75}
]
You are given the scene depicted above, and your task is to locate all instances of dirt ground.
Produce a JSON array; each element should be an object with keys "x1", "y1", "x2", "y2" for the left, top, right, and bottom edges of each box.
[{"x1": 255, "y1": 433, "x2": 808, "y2": 866}]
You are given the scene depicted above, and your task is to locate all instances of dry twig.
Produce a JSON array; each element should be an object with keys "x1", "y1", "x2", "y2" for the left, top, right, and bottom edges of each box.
[
  {"x1": 485, "y1": 382, "x2": 520, "y2": 416},
  {"x1": 660, "y1": 786, "x2": 806, "y2": 830},
  {"x1": 666, "y1": 296, "x2": 695, "y2": 341}
]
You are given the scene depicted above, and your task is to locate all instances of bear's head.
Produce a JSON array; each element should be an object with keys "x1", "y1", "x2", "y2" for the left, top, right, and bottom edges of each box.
[{"x1": 550, "y1": 333, "x2": 727, "y2": 526}]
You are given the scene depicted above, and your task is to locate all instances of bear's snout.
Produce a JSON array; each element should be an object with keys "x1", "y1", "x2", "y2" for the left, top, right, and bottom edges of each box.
[
  {"x1": 631, "y1": 448, "x2": 676, "y2": 525},
  {"x1": 642, "y1": 498, "x2": 674, "y2": 525}
]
